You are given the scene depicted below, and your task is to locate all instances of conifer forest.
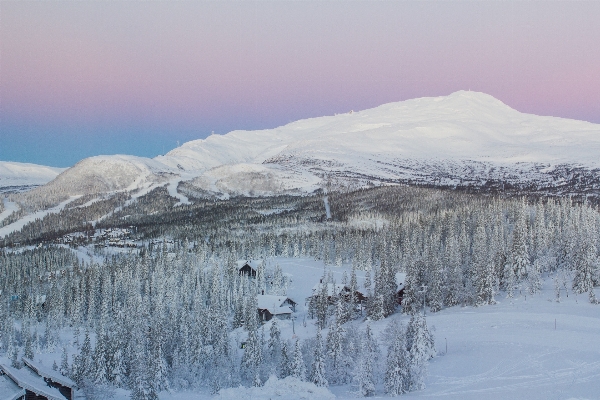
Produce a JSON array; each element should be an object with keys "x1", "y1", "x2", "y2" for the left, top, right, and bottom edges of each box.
[{"x1": 1, "y1": 186, "x2": 599, "y2": 398}]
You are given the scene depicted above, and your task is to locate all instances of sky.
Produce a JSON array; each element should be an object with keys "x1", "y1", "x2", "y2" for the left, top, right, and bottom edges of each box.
[{"x1": 1, "y1": 1, "x2": 600, "y2": 167}]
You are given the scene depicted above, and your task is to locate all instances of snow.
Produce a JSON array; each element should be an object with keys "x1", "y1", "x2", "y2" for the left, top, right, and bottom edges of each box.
[
  {"x1": 0, "y1": 161, "x2": 64, "y2": 187},
  {"x1": 256, "y1": 295, "x2": 294, "y2": 315},
  {"x1": 14, "y1": 90, "x2": 600, "y2": 207},
  {"x1": 0, "y1": 363, "x2": 67, "y2": 400},
  {"x1": 166, "y1": 178, "x2": 191, "y2": 206},
  {"x1": 0, "y1": 374, "x2": 25, "y2": 400},
  {"x1": 13, "y1": 255, "x2": 599, "y2": 399},
  {"x1": 216, "y1": 376, "x2": 335, "y2": 400},
  {"x1": 0, "y1": 198, "x2": 19, "y2": 224},
  {"x1": 0, "y1": 195, "x2": 81, "y2": 238},
  {"x1": 22, "y1": 357, "x2": 77, "y2": 389}
]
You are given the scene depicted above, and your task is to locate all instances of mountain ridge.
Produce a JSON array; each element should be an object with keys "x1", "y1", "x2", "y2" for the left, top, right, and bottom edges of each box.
[{"x1": 10, "y1": 91, "x2": 600, "y2": 207}]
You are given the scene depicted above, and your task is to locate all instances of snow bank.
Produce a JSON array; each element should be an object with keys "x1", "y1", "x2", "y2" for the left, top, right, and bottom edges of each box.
[{"x1": 216, "y1": 376, "x2": 335, "y2": 400}]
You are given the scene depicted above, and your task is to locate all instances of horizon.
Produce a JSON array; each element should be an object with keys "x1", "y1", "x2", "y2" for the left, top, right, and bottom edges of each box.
[{"x1": 1, "y1": 1, "x2": 599, "y2": 167}]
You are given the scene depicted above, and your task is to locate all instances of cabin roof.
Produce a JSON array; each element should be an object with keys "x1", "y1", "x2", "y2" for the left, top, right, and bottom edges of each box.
[
  {"x1": 23, "y1": 357, "x2": 77, "y2": 389},
  {"x1": 396, "y1": 272, "x2": 406, "y2": 291},
  {"x1": 0, "y1": 374, "x2": 25, "y2": 400},
  {"x1": 312, "y1": 283, "x2": 347, "y2": 296},
  {"x1": 257, "y1": 295, "x2": 296, "y2": 311},
  {"x1": 237, "y1": 260, "x2": 262, "y2": 270},
  {"x1": 260, "y1": 305, "x2": 293, "y2": 315},
  {"x1": 0, "y1": 363, "x2": 67, "y2": 400}
]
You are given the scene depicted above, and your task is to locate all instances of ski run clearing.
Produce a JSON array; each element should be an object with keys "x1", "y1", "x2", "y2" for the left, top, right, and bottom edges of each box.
[{"x1": 10, "y1": 256, "x2": 600, "y2": 400}]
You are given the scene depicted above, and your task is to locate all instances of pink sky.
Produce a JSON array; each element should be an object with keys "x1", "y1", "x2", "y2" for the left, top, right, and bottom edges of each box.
[{"x1": 1, "y1": 1, "x2": 599, "y2": 166}]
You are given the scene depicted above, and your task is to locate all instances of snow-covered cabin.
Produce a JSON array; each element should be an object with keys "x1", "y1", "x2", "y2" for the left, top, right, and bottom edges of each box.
[
  {"x1": 0, "y1": 360, "x2": 77, "y2": 400},
  {"x1": 237, "y1": 260, "x2": 261, "y2": 278},
  {"x1": 257, "y1": 294, "x2": 297, "y2": 322},
  {"x1": 309, "y1": 282, "x2": 366, "y2": 304},
  {"x1": 22, "y1": 357, "x2": 79, "y2": 400}
]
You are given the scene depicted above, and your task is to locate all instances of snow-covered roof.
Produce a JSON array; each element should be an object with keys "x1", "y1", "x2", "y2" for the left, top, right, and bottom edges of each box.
[
  {"x1": 396, "y1": 272, "x2": 406, "y2": 290},
  {"x1": 311, "y1": 283, "x2": 347, "y2": 297},
  {"x1": 23, "y1": 357, "x2": 77, "y2": 389},
  {"x1": 0, "y1": 363, "x2": 67, "y2": 400},
  {"x1": 257, "y1": 295, "x2": 295, "y2": 312},
  {"x1": 262, "y1": 305, "x2": 292, "y2": 316},
  {"x1": 0, "y1": 374, "x2": 25, "y2": 400},
  {"x1": 237, "y1": 260, "x2": 262, "y2": 270}
]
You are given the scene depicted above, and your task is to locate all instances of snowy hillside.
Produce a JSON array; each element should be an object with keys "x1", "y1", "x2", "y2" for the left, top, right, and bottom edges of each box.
[
  {"x1": 0, "y1": 161, "x2": 64, "y2": 190},
  {"x1": 16, "y1": 91, "x2": 600, "y2": 206}
]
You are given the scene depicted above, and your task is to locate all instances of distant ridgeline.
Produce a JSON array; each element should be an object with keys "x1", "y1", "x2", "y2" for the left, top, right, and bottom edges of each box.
[{"x1": 0, "y1": 184, "x2": 598, "y2": 397}]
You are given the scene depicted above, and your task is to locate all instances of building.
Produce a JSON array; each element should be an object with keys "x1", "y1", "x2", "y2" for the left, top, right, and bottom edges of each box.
[
  {"x1": 0, "y1": 357, "x2": 81, "y2": 400},
  {"x1": 237, "y1": 260, "x2": 261, "y2": 278},
  {"x1": 257, "y1": 294, "x2": 297, "y2": 322},
  {"x1": 309, "y1": 282, "x2": 367, "y2": 304}
]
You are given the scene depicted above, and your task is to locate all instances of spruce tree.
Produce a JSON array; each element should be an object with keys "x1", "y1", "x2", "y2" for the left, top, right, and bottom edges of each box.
[
  {"x1": 291, "y1": 340, "x2": 306, "y2": 381},
  {"x1": 355, "y1": 324, "x2": 377, "y2": 397},
  {"x1": 310, "y1": 329, "x2": 328, "y2": 387}
]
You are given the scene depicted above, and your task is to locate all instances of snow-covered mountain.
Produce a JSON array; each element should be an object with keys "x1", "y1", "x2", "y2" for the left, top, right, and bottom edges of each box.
[
  {"x1": 0, "y1": 161, "x2": 65, "y2": 190},
  {"x1": 19, "y1": 91, "x2": 600, "y2": 205}
]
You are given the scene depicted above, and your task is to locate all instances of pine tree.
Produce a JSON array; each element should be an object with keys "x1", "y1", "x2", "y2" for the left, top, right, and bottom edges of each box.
[
  {"x1": 241, "y1": 325, "x2": 263, "y2": 386},
  {"x1": 349, "y1": 265, "x2": 360, "y2": 319},
  {"x1": 58, "y1": 347, "x2": 70, "y2": 376},
  {"x1": 291, "y1": 340, "x2": 306, "y2": 381},
  {"x1": 384, "y1": 322, "x2": 409, "y2": 395},
  {"x1": 572, "y1": 216, "x2": 599, "y2": 295},
  {"x1": 279, "y1": 341, "x2": 292, "y2": 379},
  {"x1": 268, "y1": 320, "x2": 282, "y2": 373},
  {"x1": 355, "y1": 324, "x2": 377, "y2": 397},
  {"x1": 93, "y1": 327, "x2": 109, "y2": 385},
  {"x1": 406, "y1": 314, "x2": 435, "y2": 391},
  {"x1": 310, "y1": 329, "x2": 328, "y2": 387}
]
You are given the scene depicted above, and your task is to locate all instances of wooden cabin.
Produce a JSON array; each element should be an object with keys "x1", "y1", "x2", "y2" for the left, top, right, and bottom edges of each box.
[
  {"x1": 237, "y1": 260, "x2": 260, "y2": 278},
  {"x1": 22, "y1": 358, "x2": 79, "y2": 400},
  {"x1": 257, "y1": 295, "x2": 297, "y2": 322},
  {"x1": 309, "y1": 282, "x2": 366, "y2": 304}
]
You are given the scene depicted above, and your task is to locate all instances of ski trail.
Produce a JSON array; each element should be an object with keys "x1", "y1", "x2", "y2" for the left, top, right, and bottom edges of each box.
[{"x1": 0, "y1": 196, "x2": 81, "y2": 238}]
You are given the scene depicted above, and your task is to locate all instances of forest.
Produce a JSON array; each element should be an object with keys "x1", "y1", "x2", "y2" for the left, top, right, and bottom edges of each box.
[{"x1": 0, "y1": 185, "x2": 599, "y2": 398}]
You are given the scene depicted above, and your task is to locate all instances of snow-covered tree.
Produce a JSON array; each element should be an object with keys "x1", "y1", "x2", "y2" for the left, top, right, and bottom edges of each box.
[
  {"x1": 310, "y1": 329, "x2": 328, "y2": 387},
  {"x1": 354, "y1": 324, "x2": 377, "y2": 397},
  {"x1": 291, "y1": 340, "x2": 306, "y2": 381}
]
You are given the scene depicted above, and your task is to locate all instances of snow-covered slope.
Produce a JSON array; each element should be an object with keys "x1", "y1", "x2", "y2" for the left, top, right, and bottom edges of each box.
[
  {"x1": 0, "y1": 161, "x2": 65, "y2": 189},
  {"x1": 16, "y1": 91, "x2": 600, "y2": 205}
]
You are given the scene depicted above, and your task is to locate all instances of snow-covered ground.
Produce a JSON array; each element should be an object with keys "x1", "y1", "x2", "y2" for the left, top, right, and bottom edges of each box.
[
  {"x1": 9, "y1": 256, "x2": 599, "y2": 400},
  {"x1": 0, "y1": 198, "x2": 20, "y2": 224},
  {"x1": 0, "y1": 161, "x2": 65, "y2": 188},
  {"x1": 261, "y1": 259, "x2": 600, "y2": 400}
]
